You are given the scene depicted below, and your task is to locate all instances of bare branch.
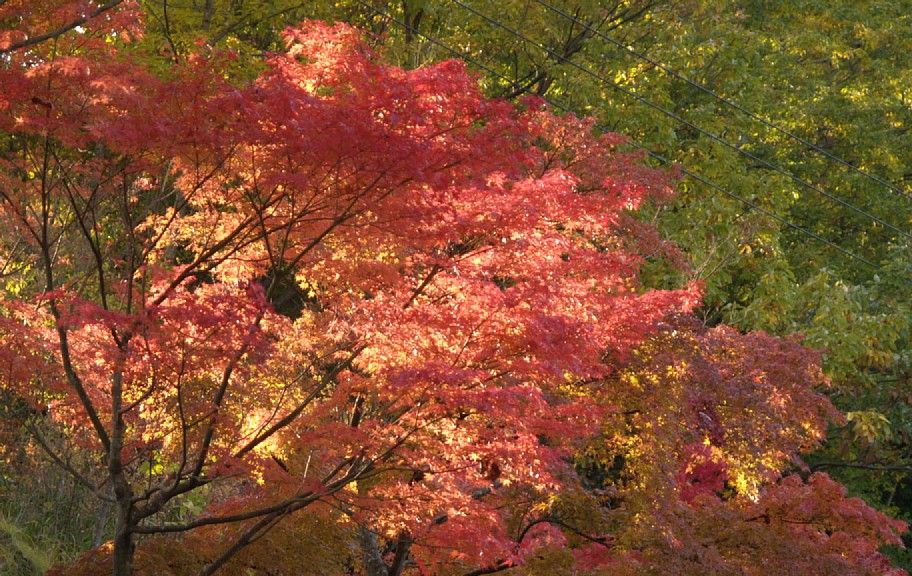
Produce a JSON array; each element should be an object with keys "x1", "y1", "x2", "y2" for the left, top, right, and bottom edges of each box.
[
  {"x1": 26, "y1": 421, "x2": 113, "y2": 502},
  {"x1": 463, "y1": 562, "x2": 514, "y2": 576},
  {"x1": 811, "y1": 461, "x2": 912, "y2": 473}
]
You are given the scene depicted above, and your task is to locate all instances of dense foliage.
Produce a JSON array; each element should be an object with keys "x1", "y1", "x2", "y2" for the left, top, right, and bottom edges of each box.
[
  {"x1": 294, "y1": 0, "x2": 912, "y2": 566},
  {"x1": 135, "y1": 3, "x2": 912, "y2": 529},
  {"x1": 0, "y1": 2, "x2": 908, "y2": 575}
]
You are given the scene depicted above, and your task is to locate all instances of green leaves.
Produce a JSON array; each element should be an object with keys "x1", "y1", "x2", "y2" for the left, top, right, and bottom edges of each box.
[{"x1": 2, "y1": 3, "x2": 910, "y2": 575}]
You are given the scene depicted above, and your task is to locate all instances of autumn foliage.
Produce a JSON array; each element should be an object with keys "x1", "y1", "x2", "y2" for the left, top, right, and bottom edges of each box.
[{"x1": 0, "y1": 2, "x2": 905, "y2": 575}]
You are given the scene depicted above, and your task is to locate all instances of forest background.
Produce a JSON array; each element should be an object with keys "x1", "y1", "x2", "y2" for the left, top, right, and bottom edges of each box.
[{"x1": 1, "y1": 0, "x2": 911, "y2": 575}]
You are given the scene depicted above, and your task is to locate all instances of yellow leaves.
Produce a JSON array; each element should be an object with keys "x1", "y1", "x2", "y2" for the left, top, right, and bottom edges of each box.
[
  {"x1": 301, "y1": 282, "x2": 318, "y2": 301},
  {"x1": 846, "y1": 410, "x2": 892, "y2": 444},
  {"x1": 3, "y1": 264, "x2": 31, "y2": 297},
  {"x1": 664, "y1": 360, "x2": 688, "y2": 380}
]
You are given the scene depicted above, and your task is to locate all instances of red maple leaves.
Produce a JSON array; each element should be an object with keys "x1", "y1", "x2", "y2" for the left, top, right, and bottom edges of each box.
[{"x1": 0, "y1": 9, "x2": 905, "y2": 576}]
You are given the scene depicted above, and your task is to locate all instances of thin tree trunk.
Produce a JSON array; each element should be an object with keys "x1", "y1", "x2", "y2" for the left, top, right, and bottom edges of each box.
[
  {"x1": 92, "y1": 496, "x2": 113, "y2": 548},
  {"x1": 111, "y1": 501, "x2": 134, "y2": 576},
  {"x1": 202, "y1": 0, "x2": 214, "y2": 31},
  {"x1": 359, "y1": 526, "x2": 388, "y2": 576},
  {"x1": 110, "y1": 368, "x2": 135, "y2": 576}
]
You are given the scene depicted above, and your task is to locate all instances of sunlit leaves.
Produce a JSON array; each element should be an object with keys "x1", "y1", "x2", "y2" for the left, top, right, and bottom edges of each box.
[{"x1": 0, "y1": 7, "x2": 907, "y2": 576}]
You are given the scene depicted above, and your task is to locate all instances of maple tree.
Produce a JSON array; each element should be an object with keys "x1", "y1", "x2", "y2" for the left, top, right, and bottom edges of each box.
[
  {"x1": 0, "y1": 2, "x2": 907, "y2": 575},
  {"x1": 307, "y1": 1, "x2": 912, "y2": 567}
]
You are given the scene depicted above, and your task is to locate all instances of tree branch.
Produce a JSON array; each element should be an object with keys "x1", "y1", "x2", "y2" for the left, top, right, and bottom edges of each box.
[
  {"x1": 810, "y1": 461, "x2": 912, "y2": 473},
  {"x1": 234, "y1": 344, "x2": 367, "y2": 458},
  {"x1": 463, "y1": 562, "x2": 514, "y2": 576},
  {"x1": 26, "y1": 421, "x2": 113, "y2": 502},
  {"x1": 0, "y1": 0, "x2": 127, "y2": 55}
]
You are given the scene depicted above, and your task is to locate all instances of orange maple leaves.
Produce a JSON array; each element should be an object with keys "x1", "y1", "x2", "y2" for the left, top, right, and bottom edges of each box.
[{"x1": 0, "y1": 11, "x2": 906, "y2": 576}]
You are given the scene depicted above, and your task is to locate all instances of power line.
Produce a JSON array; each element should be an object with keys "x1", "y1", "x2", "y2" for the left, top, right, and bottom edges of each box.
[
  {"x1": 532, "y1": 0, "x2": 912, "y2": 202},
  {"x1": 351, "y1": 0, "x2": 878, "y2": 269},
  {"x1": 449, "y1": 0, "x2": 912, "y2": 244}
]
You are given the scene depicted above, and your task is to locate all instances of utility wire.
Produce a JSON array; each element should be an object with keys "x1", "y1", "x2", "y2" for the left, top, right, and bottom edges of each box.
[
  {"x1": 351, "y1": 0, "x2": 878, "y2": 269},
  {"x1": 449, "y1": 0, "x2": 911, "y2": 243},
  {"x1": 533, "y1": 0, "x2": 912, "y2": 202}
]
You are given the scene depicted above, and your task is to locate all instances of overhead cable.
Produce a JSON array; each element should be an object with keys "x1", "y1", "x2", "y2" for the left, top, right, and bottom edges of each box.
[{"x1": 532, "y1": 0, "x2": 912, "y2": 202}]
